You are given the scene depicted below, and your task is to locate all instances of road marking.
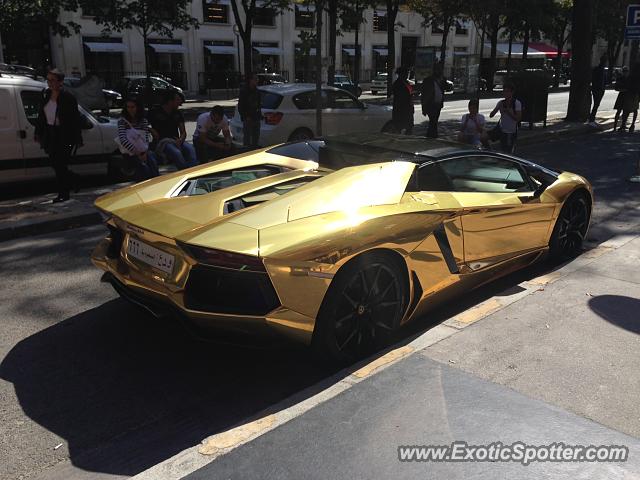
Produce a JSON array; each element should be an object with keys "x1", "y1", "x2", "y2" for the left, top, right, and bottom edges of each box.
[
  {"x1": 452, "y1": 298, "x2": 503, "y2": 324},
  {"x1": 199, "y1": 415, "x2": 276, "y2": 456},
  {"x1": 352, "y1": 345, "x2": 414, "y2": 378}
]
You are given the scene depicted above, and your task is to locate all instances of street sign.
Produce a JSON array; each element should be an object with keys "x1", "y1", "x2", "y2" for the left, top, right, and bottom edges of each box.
[{"x1": 625, "y1": 5, "x2": 640, "y2": 40}]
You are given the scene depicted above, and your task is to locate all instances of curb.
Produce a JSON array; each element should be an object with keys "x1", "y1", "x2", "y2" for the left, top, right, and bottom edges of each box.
[
  {"x1": 130, "y1": 209, "x2": 640, "y2": 480},
  {"x1": 0, "y1": 211, "x2": 102, "y2": 243}
]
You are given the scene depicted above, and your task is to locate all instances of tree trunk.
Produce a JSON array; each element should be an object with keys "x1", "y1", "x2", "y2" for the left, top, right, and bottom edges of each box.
[
  {"x1": 507, "y1": 31, "x2": 513, "y2": 75},
  {"x1": 488, "y1": 20, "x2": 499, "y2": 91},
  {"x1": 354, "y1": 6, "x2": 360, "y2": 88},
  {"x1": 142, "y1": 29, "x2": 153, "y2": 106},
  {"x1": 566, "y1": 0, "x2": 593, "y2": 122},
  {"x1": 439, "y1": 17, "x2": 450, "y2": 68},
  {"x1": 327, "y1": 0, "x2": 337, "y2": 85},
  {"x1": 386, "y1": 1, "x2": 398, "y2": 97},
  {"x1": 522, "y1": 24, "x2": 530, "y2": 64},
  {"x1": 315, "y1": 0, "x2": 323, "y2": 136},
  {"x1": 242, "y1": 27, "x2": 253, "y2": 76}
]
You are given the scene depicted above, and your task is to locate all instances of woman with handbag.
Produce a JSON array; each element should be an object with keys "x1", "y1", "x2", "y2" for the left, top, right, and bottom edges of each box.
[{"x1": 117, "y1": 98, "x2": 159, "y2": 182}]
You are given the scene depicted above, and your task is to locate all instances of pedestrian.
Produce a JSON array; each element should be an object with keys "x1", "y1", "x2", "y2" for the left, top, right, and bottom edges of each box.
[
  {"x1": 613, "y1": 66, "x2": 629, "y2": 131},
  {"x1": 391, "y1": 66, "x2": 414, "y2": 135},
  {"x1": 489, "y1": 82, "x2": 522, "y2": 154},
  {"x1": 421, "y1": 63, "x2": 446, "y2": 138},
  {"x1": 619, "y1": 63, "x2": 640, "y2": 133},
  {"x1": 34, "y1": 68, "x2": 82, "y2": 203},
  {"x1": 588, "y1": 55, "x2": 607, "y2": 127},
  {"x1": 148, "y1": 89, "x2": 197, "y2": 170},
  {"x1": 193, "y1": 105, "x2": 233, "y2": 163},
  {"x1": 458, "y1": 98, "x2": 489, "y2": 148},
  {"x1": 117, "y1": 98, "x2": 159, "y2": 181},
  {"x1": 237, "y1": 72, "x2": 262, "y2": 147}
]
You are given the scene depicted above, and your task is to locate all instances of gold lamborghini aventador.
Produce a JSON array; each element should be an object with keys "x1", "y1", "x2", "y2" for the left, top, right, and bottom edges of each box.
[{"x1": 92, "y1": 134, "x2": 593, "y2": 362}]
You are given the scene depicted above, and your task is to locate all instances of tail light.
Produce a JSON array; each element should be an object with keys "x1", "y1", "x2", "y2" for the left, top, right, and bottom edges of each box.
[
  {"x1": 179, "y1": 243, "x2": 266, "y2": 272},
  {"x1": 263, "y1": 111, "x2": 283, "y2": 125}
]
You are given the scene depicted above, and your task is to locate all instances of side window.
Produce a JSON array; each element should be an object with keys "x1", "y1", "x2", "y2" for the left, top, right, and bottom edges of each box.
[
  {"x1": 292, "y1": 91, "x2": 329, "y2": 110},
  {"x1": 417, "y1": 162, "x2": 453, "y2": 191},
  {"x1": 438, "y1": 156, "x2": 531, "y2": 193},
  {"x1": 152, "y1": 78, "x2": 168, "y2": 89},
  {"x1": 20, "y1": 90, "x2": 42, "y2": 126},
  {"x1": 0, "y1": 89, "x2": 13, "y2": 128},
  {"x1": 328, "y1": 90, "x2": 359, "y2": 109}
]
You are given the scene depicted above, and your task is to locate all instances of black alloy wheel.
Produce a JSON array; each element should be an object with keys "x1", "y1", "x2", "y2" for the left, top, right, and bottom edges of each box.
[
  {"x1": 313, "y1": 252, "x2": 407, "y2": 364},
  {"x1": 549, "y1": 192, "x2": 591, "y2": 261}
]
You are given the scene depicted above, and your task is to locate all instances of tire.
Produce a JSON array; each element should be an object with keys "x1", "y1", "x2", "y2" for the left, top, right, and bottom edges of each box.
[
  {"x1": 288, "y1": 128, "x2": 314, "y2": 142},
  {"x1": 312, "y1": 251, "x2": 408, "y2": 364},
  {"x1": 548, "y1": 191, "x2": 591, "y2": 261}
]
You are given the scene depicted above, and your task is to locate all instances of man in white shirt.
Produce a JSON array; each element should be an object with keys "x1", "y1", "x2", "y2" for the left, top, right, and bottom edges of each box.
[
  {"x1": 489, "y1": 83, "x2": 522, "y2": 153},
  {"x1": 193, "y1": 105, "x2": 232, "y2": 162}
]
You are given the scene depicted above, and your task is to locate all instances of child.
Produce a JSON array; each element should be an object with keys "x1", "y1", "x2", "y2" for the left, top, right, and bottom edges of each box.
[
  {"x1": 458, "y1": 98, "x2": 488, "y2": 148},
  {"x1": 489, "y1": 82, "x2": 522, "y2": 153}
]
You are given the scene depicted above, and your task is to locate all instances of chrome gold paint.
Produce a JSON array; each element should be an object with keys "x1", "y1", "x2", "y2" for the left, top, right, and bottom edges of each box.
[{"x1": 92, "y1": 146, "x2": 593, "y2": 345}]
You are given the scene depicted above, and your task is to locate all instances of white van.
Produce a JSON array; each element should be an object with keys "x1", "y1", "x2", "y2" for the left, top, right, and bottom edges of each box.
[{"x1": 0, "y1": 74, "x2": 120, "y2": 183}]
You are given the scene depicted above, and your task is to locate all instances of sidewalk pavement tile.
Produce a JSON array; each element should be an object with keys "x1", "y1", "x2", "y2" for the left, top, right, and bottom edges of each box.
[
  {"x1": 422, "y1": 238, "x2": 640, "y2": 439},
  {"x1": 184, "y1": 353, "x2": 640, "y2": 480}
]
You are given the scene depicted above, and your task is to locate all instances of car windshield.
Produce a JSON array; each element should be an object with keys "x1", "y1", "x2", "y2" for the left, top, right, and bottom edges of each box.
[
  {"x1": 335, "y1": 76, "x2": 349, "y2": 82},
  {"x1": 373, "y1": 75, "x2": 387, "y2": 81},
  {"x1": 260, "y1": 91, "x2": 284, "y2": 109}
]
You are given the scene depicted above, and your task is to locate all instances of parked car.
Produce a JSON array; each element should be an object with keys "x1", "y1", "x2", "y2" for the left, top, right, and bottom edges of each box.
[
  {"x1": 64, "y1": 76, "x2": 123, "y2": 110},
  {"x1": 92, "y1": 134, "x2": 593, "y2": 362},
  {"x1": 0, "y1": 74, "x2": 121, "y2": 183},
  {"x1": 116, "y1": 75, "x2": 185, "y2": 105},
  {"x1": 331, "y1": 74, "x2": 363, "y2": 97},
  {"x1": 0, "y1": 63, "x2": 40, "y2": 79},
  {"x1": 371, "y1": 72, "x2": 451, "y2": 95},
  {"x1": 229, "y1": 83, "x2": 393, "y2": 146},
  {"x1": 257, "y1": 73, "x2": 288, "y2": 85}
]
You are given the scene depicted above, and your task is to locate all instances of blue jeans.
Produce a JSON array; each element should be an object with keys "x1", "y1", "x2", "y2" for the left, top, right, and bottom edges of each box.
[
  {"x1": 135, "y1": 151, "x2": 159, "y2": 181},
  {"x1": 163, "y1": 142, "x2": 198, "y2": 170}
]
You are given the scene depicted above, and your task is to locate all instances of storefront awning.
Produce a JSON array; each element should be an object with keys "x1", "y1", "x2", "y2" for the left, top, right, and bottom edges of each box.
[
  {"x1": 483, "y1": 43, "x2": 547, "y2": 58},
  {"x1": 253, "y1": 46, "x2": 282, "y2": 55},
  {"x1": 149, "y1": 43, "x2": 187, "y2": 54},
  {"x1": 342, "y1": 48, "x2": 356, "y2": 56},
  {"x1": 528, "y1": 42, "x2": 570, "y2": 58},
  {"x1": 205, "y1": 45, "x2": 236, "y2": 55},
  {"x1": 83, "y1": 42, "x2": 127, "y2": 53},
  {"x1": 373, "y1": 48, "x2": 388, "y2": 56}
]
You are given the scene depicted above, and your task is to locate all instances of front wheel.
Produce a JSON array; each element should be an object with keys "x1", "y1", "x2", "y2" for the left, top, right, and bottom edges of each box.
[
  {"x1": 312, "y1": 252, "x2": 408, "y2": 364},
  {"x1": 548, "y1": 191, "x2": 591, "y2": 261}
]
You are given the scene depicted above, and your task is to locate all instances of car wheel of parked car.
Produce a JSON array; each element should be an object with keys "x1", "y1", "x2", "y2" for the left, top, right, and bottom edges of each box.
[
  {"x1": 288, "y1": 128, "x2": 314, "y2": 142},
  {"x1": 312, "y1": 251, "x2": 408, "y2": 364},
  {"x1": 548, "y1": 190, "x2": 591, "y2": 262}
]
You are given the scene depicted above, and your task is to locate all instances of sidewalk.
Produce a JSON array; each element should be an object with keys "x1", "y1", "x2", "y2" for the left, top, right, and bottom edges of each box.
[
  {"x1": 0, "y1": 115, "x2": 620, "y2": 244},
  {"x1": 133, "y1": 211, "x2": 640, "y2": 480}
]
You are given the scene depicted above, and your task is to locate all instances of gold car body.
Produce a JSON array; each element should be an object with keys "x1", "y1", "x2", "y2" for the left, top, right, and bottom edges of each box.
[{"x1": 92, "y1": 143, "x2": 593, "y2": 344}]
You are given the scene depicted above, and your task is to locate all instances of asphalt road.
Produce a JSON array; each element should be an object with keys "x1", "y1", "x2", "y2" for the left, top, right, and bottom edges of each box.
[{"x1": 1, "y1": 125, "x2": 639, "y2": 480}]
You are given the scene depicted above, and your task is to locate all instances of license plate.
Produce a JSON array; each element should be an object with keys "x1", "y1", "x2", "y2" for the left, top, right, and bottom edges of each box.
[{"x1": 126, "y1": 237, "x2": 175, "y2": 274}]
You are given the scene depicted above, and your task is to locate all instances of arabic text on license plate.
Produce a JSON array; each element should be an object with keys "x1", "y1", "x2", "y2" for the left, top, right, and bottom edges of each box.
[{"x1": 127, "y1": 238, "x2": 175, "y2": 274}]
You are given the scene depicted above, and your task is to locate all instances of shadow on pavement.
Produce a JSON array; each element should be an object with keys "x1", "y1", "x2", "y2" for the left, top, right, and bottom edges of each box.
[
  {"x1": 0, "y1": 298, "x2": 340, "y2": 477},
  {"x1": 589, "y1": 295, "x2": 640, "y2": 335}
]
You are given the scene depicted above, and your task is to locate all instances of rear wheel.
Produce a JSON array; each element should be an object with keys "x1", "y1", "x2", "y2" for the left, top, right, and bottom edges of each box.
[
  {"x1": 548, "y1": 191, "x2": 591, "y2": 261},
  {"x1": 312, "y1": 252, "x2": 408, "y2": 364},
  {"x1": 288, "y1": 128, "x2": 314, "y2": 142}
]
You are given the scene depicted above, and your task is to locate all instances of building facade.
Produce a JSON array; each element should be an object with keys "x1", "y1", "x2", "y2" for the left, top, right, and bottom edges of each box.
[{"x1": 47, "y1": 1, "x2": 480, "y2": 93}]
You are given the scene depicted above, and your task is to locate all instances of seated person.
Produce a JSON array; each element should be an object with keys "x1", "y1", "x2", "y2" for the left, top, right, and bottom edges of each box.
[
  {"x1": 458, "y1": 98, "x2": 489, "y2": 149},
  {"x1": 148, "y1": 90, "x2": 197, "y2": 170},
  {"x1": 193, "y1": 105, "x2": 232, "y2": 162}
]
